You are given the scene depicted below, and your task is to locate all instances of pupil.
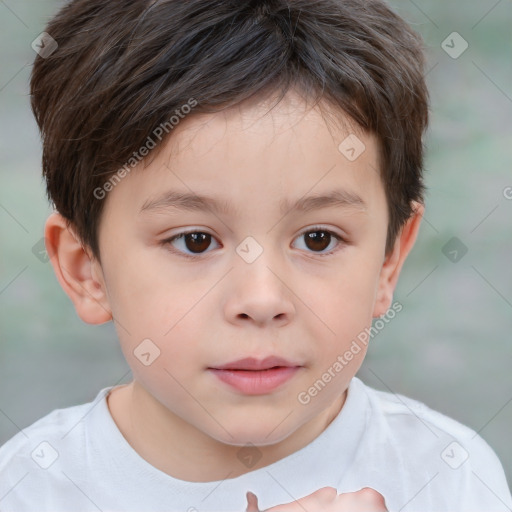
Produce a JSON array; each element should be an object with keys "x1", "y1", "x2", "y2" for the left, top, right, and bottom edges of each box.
[
  {"x1": 182, "y1": 231, "x2": 331, "y2": 254},
  {"x1": 306, "y1": 231, "x2": 330, "y2": 251},
  {"x1": 185, "y1": 233, "x2": 210, "y2": 253}
]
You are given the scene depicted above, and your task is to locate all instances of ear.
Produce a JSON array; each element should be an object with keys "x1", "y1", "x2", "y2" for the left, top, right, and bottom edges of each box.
[
  {"x1": 44, "y1": 212, "x2": 112, "y2": 325},
  {"x1": 373, "y1": 201, "x2": 424, "y2": 317}
]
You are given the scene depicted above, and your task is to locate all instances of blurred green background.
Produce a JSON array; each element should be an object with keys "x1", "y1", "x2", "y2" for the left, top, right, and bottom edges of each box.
[{"x1": 1, "y1": 0, "x2": 511, "y2": 491}]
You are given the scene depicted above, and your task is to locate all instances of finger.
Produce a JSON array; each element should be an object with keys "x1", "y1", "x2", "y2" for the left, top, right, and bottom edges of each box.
[
  {"x1": 336, "y1": 487, "x2": 388, "y2": 511},
  {"x1": 246, "y1": 491, "x2": 260, "y2": 512}
]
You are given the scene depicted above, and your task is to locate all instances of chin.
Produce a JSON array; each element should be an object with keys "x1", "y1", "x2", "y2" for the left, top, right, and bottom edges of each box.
[{"x1": 206, "y1": 422, "x2": 295, "y2": 448}]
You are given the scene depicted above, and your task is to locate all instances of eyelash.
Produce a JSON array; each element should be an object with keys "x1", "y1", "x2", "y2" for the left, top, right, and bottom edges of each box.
[{"x1": 160, "y1": 226, "x2": 347, "y2": 260}]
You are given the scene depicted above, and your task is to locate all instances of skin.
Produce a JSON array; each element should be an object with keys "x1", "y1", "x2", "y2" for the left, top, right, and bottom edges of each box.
[
  {"x1": 44, "y1": 88, "x2": 423, "y2": 488},
  {"x1": 246, "y1": 487, "x2": 388, "y2": 511}
]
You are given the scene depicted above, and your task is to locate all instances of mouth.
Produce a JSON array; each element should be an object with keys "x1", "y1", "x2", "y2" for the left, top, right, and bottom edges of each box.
[
  {"x1": 208, "y1": 356, "x2": 303, "y2": 395},
  {"x1": 209, "y1": 356, "x2": 301, "y2": 371}
]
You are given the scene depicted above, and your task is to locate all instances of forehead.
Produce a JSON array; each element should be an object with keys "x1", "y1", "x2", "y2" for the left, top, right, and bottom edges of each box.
[
  {"x1": 102, "y1": 89, "x2": 385, "y2": 223},
  {"x1": 170, "y1": 89, "x2": 371, "y2": 155}
]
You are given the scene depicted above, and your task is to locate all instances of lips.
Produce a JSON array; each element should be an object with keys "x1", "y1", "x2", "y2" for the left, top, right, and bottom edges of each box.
[
  {"x1": 208, "y1": 356, "x2": 303, "y2": 395},
  {"x1": 210, "y1": 356, "x2": 300, "y2": 371}
]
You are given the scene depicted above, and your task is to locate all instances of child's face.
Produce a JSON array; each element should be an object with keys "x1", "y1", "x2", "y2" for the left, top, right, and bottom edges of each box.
[{"x1": 62, "y1": 90, "x2": 416, "y2": 451}]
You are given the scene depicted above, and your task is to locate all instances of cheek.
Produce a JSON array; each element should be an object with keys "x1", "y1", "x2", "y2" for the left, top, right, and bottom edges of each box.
[
  {"x1": 116, "y1": 318, "x2": 203, "y2": 403},
  {"x1": 104, "y1": 249, "x2": 189, "y2": 327},
  {"x1": 102, "y1": 255, "x2": 196, "y2": 365},
  {"x1": 304, "y1": 259, "x2": 381, "y2": 337}
]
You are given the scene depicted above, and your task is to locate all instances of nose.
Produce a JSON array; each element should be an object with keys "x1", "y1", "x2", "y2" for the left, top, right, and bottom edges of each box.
[{"x1": 223, "y1": 257, "x2": 295, "y2": 328}]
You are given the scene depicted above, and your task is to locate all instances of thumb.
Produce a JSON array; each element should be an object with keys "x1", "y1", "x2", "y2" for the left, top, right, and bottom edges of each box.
[{"x1": 246, "y1": 491, "x2": 261, "y2": 512}]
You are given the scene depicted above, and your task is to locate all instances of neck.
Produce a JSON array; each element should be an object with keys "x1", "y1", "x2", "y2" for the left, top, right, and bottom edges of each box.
[{"x1": 107, "y1": 380, "x2": 346, "y2": 482}]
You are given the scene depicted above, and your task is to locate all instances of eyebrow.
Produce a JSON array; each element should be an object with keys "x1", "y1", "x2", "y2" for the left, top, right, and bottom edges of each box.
[{"x1": 139, "y1": 189, "x2": 367, "y2": 216}]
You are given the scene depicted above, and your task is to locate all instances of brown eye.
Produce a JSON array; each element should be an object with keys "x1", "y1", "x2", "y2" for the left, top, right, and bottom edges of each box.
[
  {"x1": 182, "y1": 232, "x2": 212, "y2": 253},
  {"x1": 163, "y1": 227, "x2": 345, "y2": 260},
  {"x1": 304, "y1": 230, "x2": 331, "y2": 252},
  {"x1": 293, "y1": 227, "x2": 345, "y2": 256},
  {"x1": 162, "y1": 230, "x2": 220, "y2": 258}
]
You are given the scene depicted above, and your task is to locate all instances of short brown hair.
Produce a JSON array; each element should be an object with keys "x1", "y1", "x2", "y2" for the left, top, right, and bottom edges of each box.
[{"x1": 30, "y1": 0, "x2": 429, "y2": 261}]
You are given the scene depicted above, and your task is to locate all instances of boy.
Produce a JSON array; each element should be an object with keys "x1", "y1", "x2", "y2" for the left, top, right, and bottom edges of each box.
[{"x1": 0, "y1": 0, "x2": 510, "y2": 510}]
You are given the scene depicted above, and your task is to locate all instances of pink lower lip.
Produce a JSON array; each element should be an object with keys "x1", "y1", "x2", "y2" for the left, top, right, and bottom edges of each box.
[{"x1": 209, "y1": 367, "x2": 300, "y2": 395}]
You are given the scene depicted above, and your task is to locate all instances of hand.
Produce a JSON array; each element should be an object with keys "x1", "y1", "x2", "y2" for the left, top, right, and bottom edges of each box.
[{"x1": 246, "y1": 487, "x2": 388, "y2": 512}]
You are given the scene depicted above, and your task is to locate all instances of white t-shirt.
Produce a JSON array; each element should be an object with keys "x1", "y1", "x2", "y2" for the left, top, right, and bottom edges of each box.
[{"x1": 0, "y1": 376, "x2": 510, "y2": 512}]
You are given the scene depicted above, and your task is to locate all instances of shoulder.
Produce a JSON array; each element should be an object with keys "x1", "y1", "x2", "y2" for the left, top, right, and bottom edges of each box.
[
  {"x1": 0, "y1": 392, "x2": 103, "y2": 462},
  {"x1": 360, "y1": 378, "x2": 478, "y2": 440},
  {"x1": 361, "y1": 379, "x2": 491, "y2": 448},
  {"x1": 350, "y1": 377, "x2": 512, "y2": 510},
  {"x1": 356, "y1": 376, "x2": 501, "y2": 464},
  {"x1": 0, "y1": 388, "x2": 112, "y2": 509},
  {"x1": 0, "y1": 403, "x2": 83, "y2": 464}
]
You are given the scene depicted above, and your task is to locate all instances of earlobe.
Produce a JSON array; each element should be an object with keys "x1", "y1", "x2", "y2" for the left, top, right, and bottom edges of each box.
[
  {"x1": 373, "y1": 202, "x2": 424, "y2": 317},
  {"x1": 44, "y1": 212, "x2": 112, "y2": 325}
]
